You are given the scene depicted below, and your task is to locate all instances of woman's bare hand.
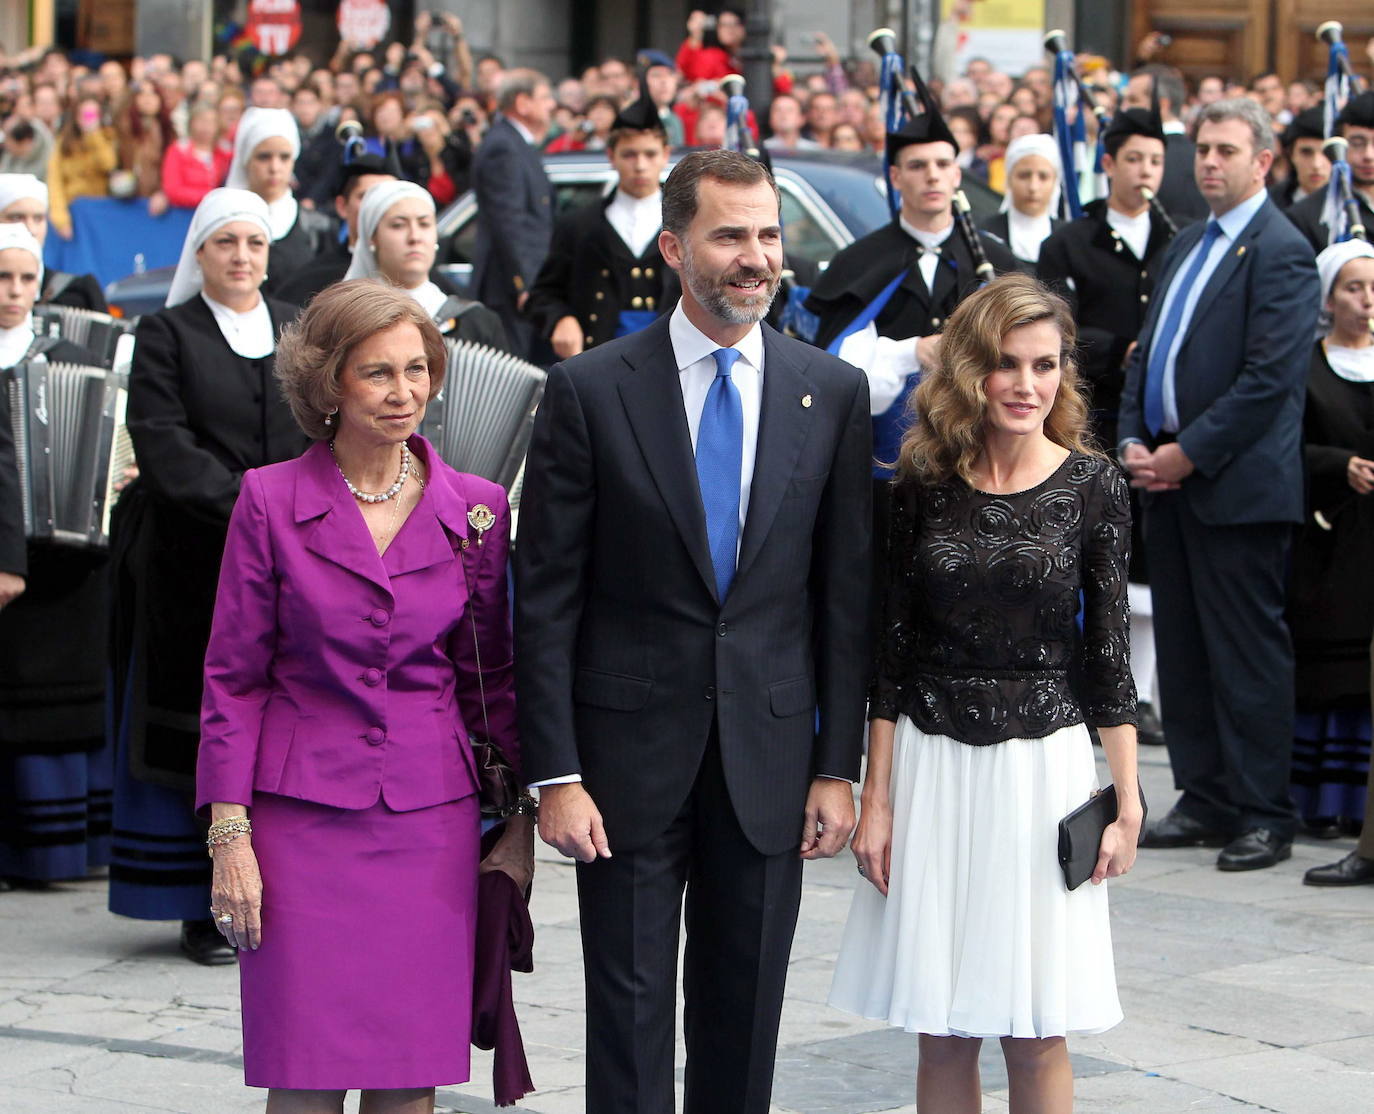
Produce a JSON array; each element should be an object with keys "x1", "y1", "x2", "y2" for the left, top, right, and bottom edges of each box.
[
  {"x1": 211, "y1": 839, "x2": 263, "y2": 950},
  {"x1": 851, "y1": 797, "x2": 893, "y2": 896},
  {"x1": 1091, "y1": 811, "x2": 1142, "y2": 885}
]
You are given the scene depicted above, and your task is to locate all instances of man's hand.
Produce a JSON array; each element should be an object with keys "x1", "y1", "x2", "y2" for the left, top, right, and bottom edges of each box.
[
  {"x1": 1347, "y1": 455, "x2": 1374, "y2": 495},
  {"x1": 0, "y1": 572, "x2": 24, "y2": 609},
  {"x1": 538, "y1": 782, "x2": 611, "y2": 863},
  {"x1": 551, "y1": 315, "x2": 585, "y2": 360},
  {"x1": 1122, "y1": 441, "x2": 1182, "y2": 492},
  {"x1": 1150, "y1": 442, "x2": 1194, "y2": 485},
  {"x1": 915, "y1": 333, "x2": 941, "y2": 370},
  {"x1": 800, "y1": 778, "x2": 855, "y2": 860},
  {"x1": 686, "y1": 10, "x2": 708, "y2": 42}
]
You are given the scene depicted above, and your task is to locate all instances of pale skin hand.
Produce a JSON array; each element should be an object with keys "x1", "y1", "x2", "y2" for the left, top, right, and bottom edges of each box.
[
  {"x1": 538, "y1": 782, "x2": 611, "y2": 863},
  {"x1": 800, "y1": 776, "x2": 856, "y2": 860},
  {"x1": 1347, "y1": 455, "x2": 1374, "y2": 495},
  {"x1": 208, "y1": 803, "x2": 262, "y2": 950},
  {"x1": 550, "y1": 315, "x2": 585, "y2": 359},
  {"x1": 479, "y1": 814, "x2": 536, "y2": 893},
  {"x1": 0, "y1": 571, "x2": 24, "y2": 609},
  {"x1": 1092, "y1": 723, "x2": 1142, "y2": 884},
  {"x1": 851, "y1": 718, "x2": 895, "y2": 894},
  {"x1": 915, "y1": 333, "x2": 941, "y2": 369},
  {"x1": 1121, "y1": 440, "x2": 1186, "y2": 492}
]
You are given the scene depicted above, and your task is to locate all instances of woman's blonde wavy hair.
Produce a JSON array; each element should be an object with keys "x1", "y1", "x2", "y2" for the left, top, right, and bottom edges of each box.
[{"x1": 895, "y1": 273, "x2": 1099, "y2": 485}]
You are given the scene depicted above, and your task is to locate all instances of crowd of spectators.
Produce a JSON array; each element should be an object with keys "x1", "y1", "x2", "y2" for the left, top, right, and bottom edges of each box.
[{"x1": 0, "y1": 13, "x2": 1372, "y2": 239}]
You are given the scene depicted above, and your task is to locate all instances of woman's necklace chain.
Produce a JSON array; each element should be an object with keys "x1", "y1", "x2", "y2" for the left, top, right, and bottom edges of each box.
[{"x1": 331, "y1": 439, "x2": 411, "y2": 503}]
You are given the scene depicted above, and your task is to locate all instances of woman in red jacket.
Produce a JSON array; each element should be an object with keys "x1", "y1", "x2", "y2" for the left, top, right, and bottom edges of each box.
[{"x1": 161, "y1": 103, "x2": 231, "y2": 210}]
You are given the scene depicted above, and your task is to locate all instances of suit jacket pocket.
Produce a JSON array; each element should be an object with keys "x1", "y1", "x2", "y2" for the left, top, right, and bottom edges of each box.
[
  {"x1": 769, "y1": 675, "x2": 815, "y2": 718},
  {"x1": 573, "y1": 667, "x2": 654, "y2": 711}
]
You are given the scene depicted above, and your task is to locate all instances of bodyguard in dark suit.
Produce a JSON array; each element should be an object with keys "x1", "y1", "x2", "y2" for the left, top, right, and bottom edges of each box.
[
  {"x1": 515, "y1": 151, "x2": 872, "y2": 1113},
  {"x1": 471, "y1": 70, "x2": 556, "y2": 359},
  {"x1": 1287, "y1": 92, "x2": 1374, "y2": 253},
  {"x1": 1119, "y1": 99, "x2": 1320, "y2": 871}
]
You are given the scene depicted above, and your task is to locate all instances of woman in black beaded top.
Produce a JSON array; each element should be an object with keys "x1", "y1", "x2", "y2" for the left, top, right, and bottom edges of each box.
[{"x1": 829, "y1": 274, "x2": 1141, "y2": 1114}]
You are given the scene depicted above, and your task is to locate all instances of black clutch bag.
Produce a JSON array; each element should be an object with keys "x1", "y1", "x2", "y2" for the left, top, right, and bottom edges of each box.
[{"x1": 1057, "y1": 783, "x2": 1146, "y2": 891}]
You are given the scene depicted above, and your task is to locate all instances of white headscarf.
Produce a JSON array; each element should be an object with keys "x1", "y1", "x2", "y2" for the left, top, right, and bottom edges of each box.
[
  {"x1": 344, "y1": 180, "x2": 435, "y2": 282},
  {"x1": 165, "y1": 188, "x2": 272, "y2": 308},
  {"x1": 1317, "y1": 239, "x2": 1374, "y2": 303},
  {"x1": 999, "y1": 133, "x2": 1063, "y2": 216},
  {"x1": 1317, "y1": 239, "x2": 1374, "y2": 382},
  {"x1": 225, "y1": 107, "x2": 301, "y2": 190},
  {"x1": 0, "y1": 173, "x2": 48, "y2": 216},
  {"x1": 0, "y1": 223, "x2": 43, "y2": 369}
]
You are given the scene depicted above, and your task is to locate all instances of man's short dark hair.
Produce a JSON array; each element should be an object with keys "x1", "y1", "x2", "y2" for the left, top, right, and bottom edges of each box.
[{"x1": 662, "y1": 149, "x2": 779, "y2": 239}]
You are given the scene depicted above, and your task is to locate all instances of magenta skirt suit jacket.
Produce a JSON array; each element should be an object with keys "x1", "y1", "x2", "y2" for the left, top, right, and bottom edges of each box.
[{"x1": 196, "y1": 434, "x2": 518, "y2": 1091}]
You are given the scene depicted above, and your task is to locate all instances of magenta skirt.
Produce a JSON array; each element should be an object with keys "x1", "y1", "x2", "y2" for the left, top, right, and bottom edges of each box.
[{"x1": 239, "y1": 791, "x2": 480, "y2": 1090}]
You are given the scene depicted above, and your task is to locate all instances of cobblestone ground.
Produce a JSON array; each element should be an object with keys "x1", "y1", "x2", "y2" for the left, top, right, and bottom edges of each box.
[{"x1": 2, "y1": 747, "x2": 1373, "y2": 1113}]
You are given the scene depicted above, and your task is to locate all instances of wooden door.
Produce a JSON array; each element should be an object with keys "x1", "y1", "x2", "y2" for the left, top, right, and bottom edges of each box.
[
  {"x1": 1131, "y1": 0, "x2": 1271, "y2": 83},
  {"x1": 1275, "y1": 1, "x2": 1374, "y2": 84}
]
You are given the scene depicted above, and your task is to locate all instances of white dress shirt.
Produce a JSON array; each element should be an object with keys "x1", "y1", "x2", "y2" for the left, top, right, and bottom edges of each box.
[
  {"x1": 407, "y1": 280, "x2": 448, "y2": 320},
  {"x1": 606, "y1": 188, "x2": 662, "y2": 259},
  {"x1": 201, "y1": 292, "x2": 275, "y2": 359},
  {"x1": 507, "y1": 117, "x2": 536, "y2": 147},
  {"x1": 1106, "y1": 204, "x2": 1151, "y2": 261},
  {"x1": 1152, "y1": 187, "x2": 1268, "y2": 432},
  {"x1": 529, "y1": 301, "x2": 765, "y2": 791},
  {"x1": 835, "y1": 217, "x2": 952, "y2": 415},
  {"x1": 1006, "y1": 208, "x2": 1053, "y2": 263}
]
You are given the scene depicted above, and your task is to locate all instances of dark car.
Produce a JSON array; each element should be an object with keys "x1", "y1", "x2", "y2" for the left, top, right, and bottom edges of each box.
[{"x1": 105, "y1": 149, "x2": 1002, "y2": 318}]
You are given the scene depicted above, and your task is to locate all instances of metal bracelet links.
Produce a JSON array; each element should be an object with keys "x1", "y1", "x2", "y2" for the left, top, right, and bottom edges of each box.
[
  {"x1": 206, "y1": 816, "x2": 252, "y2": 857},
  {"x1": 509, "y1": 794, "x2": 539, "y2": 819}
]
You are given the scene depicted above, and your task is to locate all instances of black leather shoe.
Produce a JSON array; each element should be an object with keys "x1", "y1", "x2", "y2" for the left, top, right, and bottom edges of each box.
[
  {"x1": 179, "y1": 918, "x2": 237, "y2": 966},
  {"x1": 1304, "y1": 851, "x2": 1374, "y2": 887},
  {"x1": 1137, "y1": 703, "x2": 1166, "y2": 746},
  {"x1": 1139, "y1": 808, "x2": 1231, "y2": 849},
  {"x1": 1217, "y1": 828, "x2": 1292, "y2": 872}
]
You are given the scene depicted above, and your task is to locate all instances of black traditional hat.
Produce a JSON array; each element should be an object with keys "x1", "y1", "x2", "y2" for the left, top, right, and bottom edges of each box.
[
  {"x1": 613, "y1": 92, "x2": 666, "y2": 136},
  {"x1": 1283, "y1": 106, "x2": 1326, "y2": 147},
  {"x1": 337, "y1": 152, "x2": 397, "y2": 197},
  {"x1": 1103, "y1": 77, "x2": 1165, "y2": 152},
  {"x1": 1338, "y1": 91, "x2": 1374, "y2": 130},
  {"x1": 886, "y1": 65, "x2": 958, "y2": 163}
]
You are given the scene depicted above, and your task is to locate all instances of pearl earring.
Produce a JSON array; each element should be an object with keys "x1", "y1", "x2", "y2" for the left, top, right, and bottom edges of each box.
[{"x1": 324, "y1": 408, "x2": 337, "y2": 427}]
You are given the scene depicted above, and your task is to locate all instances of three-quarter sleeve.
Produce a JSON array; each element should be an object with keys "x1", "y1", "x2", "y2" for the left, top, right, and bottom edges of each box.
[
  {"x1": 868, "y1": 481, "x2": 916, "y2": 723},
  {"x1": 197, "y1": 469, "x2": 279, "y2": 811},
  {"x1": 1077, "y1": 462, "x2": 1138, "y2": 728}
]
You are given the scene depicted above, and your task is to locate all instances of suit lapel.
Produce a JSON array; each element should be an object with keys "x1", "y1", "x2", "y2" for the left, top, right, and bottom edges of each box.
[
  {"x1": 736, "y1": 328, "x2": 813, "y2": 583},
  {"x1": 615, "y1": 320, "x2": 718, "y2": 599},
  {"x1": 384, "y1": 438, "x2": 468, "y2": 577},
  {"x1": 295, "y1": 443, "x2": 393, "y2": 597},
  {"x1": 1181, "y1": 205, "x2": 1267, "y2": 349}
]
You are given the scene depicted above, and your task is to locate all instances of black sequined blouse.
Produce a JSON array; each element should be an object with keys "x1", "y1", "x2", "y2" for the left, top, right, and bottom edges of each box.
[{"x1": 869, "y1": 452, "x2": 1138, "y2": 745}]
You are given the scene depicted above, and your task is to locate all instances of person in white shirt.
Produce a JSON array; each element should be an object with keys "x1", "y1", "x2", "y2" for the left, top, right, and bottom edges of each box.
[{"x1": 526, "y1": 93, "x2": 680, "y2": 358}]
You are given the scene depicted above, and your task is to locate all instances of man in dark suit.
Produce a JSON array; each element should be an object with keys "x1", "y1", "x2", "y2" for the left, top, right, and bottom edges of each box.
[
  {"x1": 471, "y1": 68, "x2": 556, "y2": 358},
  {"x1": 514, "y1": 150, "x2": 871, "y2": 1114},
  {"x1": 1287, "y1": 91, "x2": 1374, "y2": 253},
  {"x1": 1124, "y1": 64, "x2": 1210, "y2": 228},
  {"x1": 1119, "y1": 98, "x2": 1320, "y2": 871}
]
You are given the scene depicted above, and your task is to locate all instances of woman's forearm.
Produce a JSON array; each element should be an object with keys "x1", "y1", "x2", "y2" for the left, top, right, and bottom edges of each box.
[
  {"x1": 1096, "y1": 723, "x2": 1142, "y2": 820},
  {"x1": 860, "y1": 718, "x2": 897, "y2": 805},
  {"x1": 210, "y1": 803, "x2": 249, "y2": 821}
]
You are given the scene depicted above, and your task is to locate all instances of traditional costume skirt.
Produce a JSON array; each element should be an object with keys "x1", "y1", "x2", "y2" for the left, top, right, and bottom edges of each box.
[
  {"x1": 238, "y1": 791, "x2": 480, "y2": 1090},
  {"x1": 1291, "y1": 702, "x2": 1371, "y2": 827},
  {"x1": 829, "y1": 718, "x2": 1122, "y2": 1039}
]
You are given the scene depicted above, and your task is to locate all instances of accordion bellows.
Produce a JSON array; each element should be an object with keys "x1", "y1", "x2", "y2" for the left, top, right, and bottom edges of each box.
[{"x1": 419, "y1": 340, "x2": 547, "y2": 494}]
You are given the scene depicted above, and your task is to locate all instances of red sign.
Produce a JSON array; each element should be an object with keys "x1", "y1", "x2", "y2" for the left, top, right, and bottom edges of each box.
[
  {"x1": 337, "y1": 0, "x2": 392, "y2": 50},
  {"x1": 246, "y1": 0, "x2": 303, "y2": 56}
]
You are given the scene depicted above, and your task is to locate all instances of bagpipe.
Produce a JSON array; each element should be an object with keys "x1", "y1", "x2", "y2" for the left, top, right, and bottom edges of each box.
[
  {"x1": 721, "y1": 74, "x2": 761, "y2": 159},
  {"x1": 1139, "y1": 186, "x2": 1179, "y2": 240},
  {"x1": 1318, "y1": 22, "x2": 1369, "y2": 244},
  {"x1": 867, "y1": 28, "x2": 994, "y2": 289},
  {"x1": 336, "y1": 118, "x2": 369, "y2": 164},
  {"x1": 1044, "y1": 29, "x2": 1109, "y2": 219}
]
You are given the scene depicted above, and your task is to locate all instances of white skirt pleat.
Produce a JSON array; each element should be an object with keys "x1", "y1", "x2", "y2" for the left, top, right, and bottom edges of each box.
[{"x1": 828, "y1": 717, "x2": 1123, "y2": 1039}]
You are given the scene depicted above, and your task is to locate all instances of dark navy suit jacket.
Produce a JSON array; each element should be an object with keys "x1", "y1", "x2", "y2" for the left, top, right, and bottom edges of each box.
[
  {"x1": 1119, "y1": 195, "x2": 1320, "y2": 526},
  {"x1": 471, "y1": 116, "x2": 555, "y2": 311}
]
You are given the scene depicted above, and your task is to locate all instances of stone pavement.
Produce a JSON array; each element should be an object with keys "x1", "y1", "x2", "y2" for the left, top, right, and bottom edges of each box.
[{"x1": 2, "y1": 745, "x2": 1373, "y2": 1113}]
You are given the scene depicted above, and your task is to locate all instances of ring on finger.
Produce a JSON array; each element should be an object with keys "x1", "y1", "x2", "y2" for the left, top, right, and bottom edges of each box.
[{"x1": 856, "y1": 862, "x2": 867, "y2": 877}]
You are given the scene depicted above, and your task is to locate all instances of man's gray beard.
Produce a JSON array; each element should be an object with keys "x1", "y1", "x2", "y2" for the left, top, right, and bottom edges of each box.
[{"x1": 681, "y1": 244, "x2": 780, "y2": 326}]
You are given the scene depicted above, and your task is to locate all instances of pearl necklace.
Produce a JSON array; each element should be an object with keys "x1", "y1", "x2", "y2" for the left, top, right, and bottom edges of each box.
[{"x1": 331, "y1": 440, "x2": 411, "y2": 503}]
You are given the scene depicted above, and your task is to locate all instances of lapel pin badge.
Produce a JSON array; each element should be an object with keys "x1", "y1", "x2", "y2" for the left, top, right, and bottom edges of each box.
[
  {"x1": 801, "y1": 394, "x2": 813, "y2": 408},
  {"x1": 467, "y1": 504, "x2": 495, "y2": 546},
  {"x1": 1237, "y1": 246, "x2": 1247, "y2": 257}
]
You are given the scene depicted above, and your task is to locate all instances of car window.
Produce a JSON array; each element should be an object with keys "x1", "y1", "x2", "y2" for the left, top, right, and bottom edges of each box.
[
  {"x1": 447, "y1": 212, "x2": 477, "y2": 265},
  {"x1": 557, "y1": 181, "x2": 606, "y2": 213},
  {"x1": 779, "y1": 186, "x2": 838, "y2": 271}
]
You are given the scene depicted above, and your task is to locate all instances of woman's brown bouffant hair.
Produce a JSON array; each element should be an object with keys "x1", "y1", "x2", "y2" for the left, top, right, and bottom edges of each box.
[
  {"x1": 275, "y1": 279, "x2": 447, "y2": 440},
  {"x1": 896, "y1": 273, "x2": 1098, "y2": 486}
]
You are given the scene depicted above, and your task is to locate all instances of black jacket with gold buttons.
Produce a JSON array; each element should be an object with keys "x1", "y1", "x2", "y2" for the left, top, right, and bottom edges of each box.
[{"x1": 525, "y1": 193, "x2": 681, "y2": 351}]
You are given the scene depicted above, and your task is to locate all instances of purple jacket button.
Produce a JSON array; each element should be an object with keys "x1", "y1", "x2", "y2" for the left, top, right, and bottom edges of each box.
[
  {"x1": 365, "y1": 727, "x2": 385, "y2": 745},
  {"x1": 370, "y1": 608, "x2": 390, "y2": 626},
  {"x1": 364, "y1": 667, "x2": 383, "y2": 686}
]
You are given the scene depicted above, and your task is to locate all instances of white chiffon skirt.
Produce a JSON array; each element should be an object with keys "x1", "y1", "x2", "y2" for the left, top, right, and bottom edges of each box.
[{"x1": 828, "y1": 717, "x2": 1123, "y2": 1039}]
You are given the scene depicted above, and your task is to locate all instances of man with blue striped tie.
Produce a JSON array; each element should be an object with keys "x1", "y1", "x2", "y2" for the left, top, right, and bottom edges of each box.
[
  {"x1": 514, "y1": 149, "x2": 873, "y2": 1113},
  {"x1": 1119, "y1": 98, "x2": 1320, "y2": 872}
]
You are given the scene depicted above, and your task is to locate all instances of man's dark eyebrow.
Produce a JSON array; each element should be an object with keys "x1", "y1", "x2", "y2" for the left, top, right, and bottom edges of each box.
[{"x1": 707, "y1": 223, "x2": 782, "y2": 237}]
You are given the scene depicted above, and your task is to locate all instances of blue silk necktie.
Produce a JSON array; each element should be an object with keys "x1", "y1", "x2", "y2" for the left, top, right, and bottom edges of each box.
[
  {"x1": 1144, "y1": 219, "x2": 1223, "y2": 436},
  {"x1": 696, "y1": 347, "x2": 744, "y2": 600}
]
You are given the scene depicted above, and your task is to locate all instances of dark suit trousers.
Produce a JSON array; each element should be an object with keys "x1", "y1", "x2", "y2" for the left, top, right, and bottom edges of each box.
[
  {"x1": 1145, "y1": 492, "x2": 1298, "y2": 838},
  {"x1": 575, "y1": 728, "x2": 804, "y2": 1114}
]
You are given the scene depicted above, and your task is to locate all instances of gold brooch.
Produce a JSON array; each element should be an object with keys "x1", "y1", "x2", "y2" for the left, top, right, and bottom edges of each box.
[
  {"x1": 467, "y1": 503, "x2": 495, "y2": 545},
  {"x1": 801, "y1": 394, "x2": 813, "y2": 408}
]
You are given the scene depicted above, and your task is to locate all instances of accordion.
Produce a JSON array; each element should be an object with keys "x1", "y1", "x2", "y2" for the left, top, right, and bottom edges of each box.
[
  {"x1": 31, "y1": 304, "x2": 136, "y2": 371},
  {"x1": 5, "y1": 355, "x2": 133, "y2": 549},
  {"x1": 419, "y1": 340, "x2": 546, "y2": 493}
]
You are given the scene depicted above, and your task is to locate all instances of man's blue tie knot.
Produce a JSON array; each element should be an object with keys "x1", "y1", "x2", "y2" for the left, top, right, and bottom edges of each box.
[{"x1": 712, "y1": 346, "x2": 741, "y2": 379}]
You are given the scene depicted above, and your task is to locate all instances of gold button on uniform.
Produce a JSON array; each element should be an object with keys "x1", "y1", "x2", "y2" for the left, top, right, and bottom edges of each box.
[
  {"x1": 931, "y1": 317, "x2": 941, "y2": 327},
  {"x1": 585, "y1": 335, "x2": 594, "y2": 346},
  {"x1": 1140, "y1": 294, "x2": 1149, "y2": 304},
  {"x1": 589, "y1": 313, "x2": 598, "y2": 322},
  {"x1": 600, "y1": 269, "x2": 610, "y2": 278},
  {"x1": 631, "y1": 267, "x2": 642, "y2": 279},
  {"x1": 595, "y1": 291, "x2": 604, "y2": 301},
  {"x1": 645, "y1": 267, "x2": 655, "y2": 278},
  {"x1": 646, "y1": 297, "x2": 655, "y2": 309},
  {"x1": 631, "y1": 296, "x2": 643, "y2": 308}
]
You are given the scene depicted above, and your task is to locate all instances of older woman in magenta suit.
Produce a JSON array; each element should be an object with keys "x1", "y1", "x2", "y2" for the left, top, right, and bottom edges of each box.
[{"x1": 196, "y1": 280, "x2": 533, "y2": 1113}]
